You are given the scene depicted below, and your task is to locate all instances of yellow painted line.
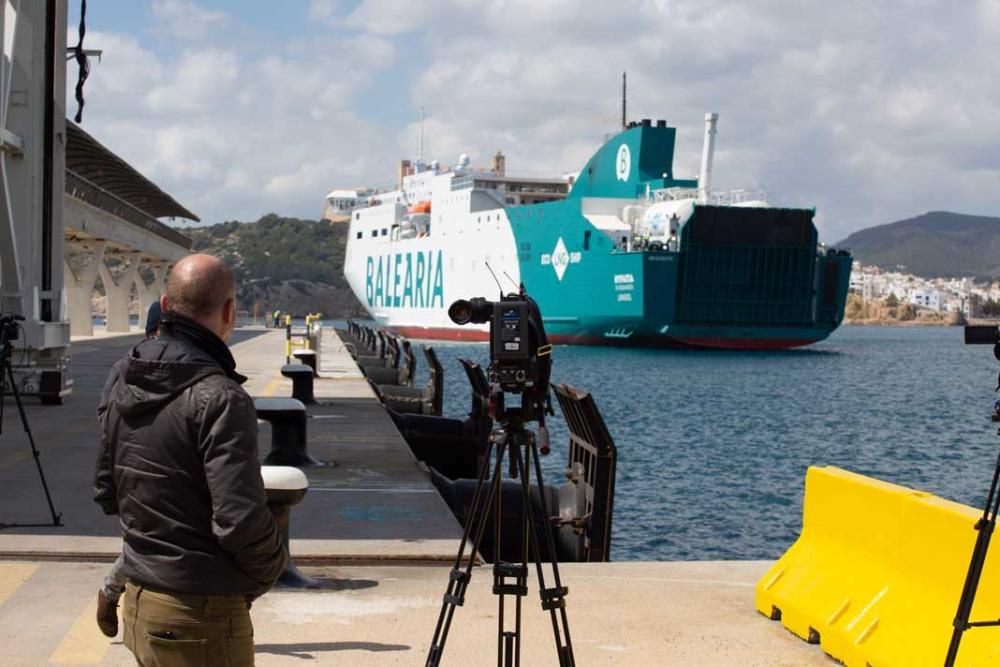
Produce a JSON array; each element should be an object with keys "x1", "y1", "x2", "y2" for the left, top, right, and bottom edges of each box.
[
  {"x1": 48, "y1": 595, "x2": 111, "y2": 664},
  {"x1": 260, "y1": 369, "x2": 284, "y2": 397},
  {"x1": 0, "y1": 562, "x2": 38, "y2": 606}
]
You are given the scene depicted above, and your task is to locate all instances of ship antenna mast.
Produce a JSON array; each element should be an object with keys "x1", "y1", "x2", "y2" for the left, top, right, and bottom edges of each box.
[{"x1": 621, "y1": 71, "x2": 627, "y2": 129}]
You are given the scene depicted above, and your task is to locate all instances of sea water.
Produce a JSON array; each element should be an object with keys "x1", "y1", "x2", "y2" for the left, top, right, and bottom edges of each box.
[{"x1": 358, "y1": 325, "x2": 999, "y2": 561}]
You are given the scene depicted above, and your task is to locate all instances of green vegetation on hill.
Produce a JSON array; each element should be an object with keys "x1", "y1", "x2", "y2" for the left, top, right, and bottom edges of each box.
[
  {"x1": 189, "y1": 213, "x2": 350, "y2": 287},
  {"x1": 185, "y1": 214, "x2": 365, "y2": 317},
  {"x1": 836, "y1": 211, "x2": 1000, "y2": 279}
]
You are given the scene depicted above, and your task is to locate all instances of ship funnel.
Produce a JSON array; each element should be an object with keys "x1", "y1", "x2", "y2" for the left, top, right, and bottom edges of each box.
[{"x1": 698, "y1": 112, "x2": 719, "y2": 204}]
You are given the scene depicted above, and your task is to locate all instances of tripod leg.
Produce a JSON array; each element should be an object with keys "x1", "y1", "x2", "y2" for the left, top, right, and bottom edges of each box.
[
  {"x1": 426, "y1": 436, "x2": 507, "y2": 667},
  {"x1": 492, "y1": 430, "x2": 527, "y2": 667},
  {"x1": 3, "y1": 359, "x2": 61, "y2": 526},
  {"x1": 512, "y1": 434, "x2": 575, "y2": 667},
  {"x1": 496, "y1": 437, "x2": 505, "y2": 667},
  {"x1": 944, "y1": 448, "x2": 1000, "y2": 667}
]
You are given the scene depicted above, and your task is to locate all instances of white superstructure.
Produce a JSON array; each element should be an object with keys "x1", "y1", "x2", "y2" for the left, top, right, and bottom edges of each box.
[{"x1": 342, "y1": 157, "x2": 571, "y2": 335}]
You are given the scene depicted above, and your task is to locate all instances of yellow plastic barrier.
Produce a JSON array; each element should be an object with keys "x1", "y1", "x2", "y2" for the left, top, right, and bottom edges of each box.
[{"x1": 756, "y1": 466, "x2": 1000, "y2": 666}]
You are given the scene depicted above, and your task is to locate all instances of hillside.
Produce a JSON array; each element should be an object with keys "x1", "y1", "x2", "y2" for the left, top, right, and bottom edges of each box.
[
  {"x1": 836, "y1": 211, "x2": 1000, "y2": 279},
  {"x1": 186, "y1": 214, "x2": 366, "y2": 318}
]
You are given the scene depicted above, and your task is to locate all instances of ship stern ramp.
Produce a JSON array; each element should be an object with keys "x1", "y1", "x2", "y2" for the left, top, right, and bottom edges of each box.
[{"x1": 657, "y1": 205, "x2": 850, "y2": 349}]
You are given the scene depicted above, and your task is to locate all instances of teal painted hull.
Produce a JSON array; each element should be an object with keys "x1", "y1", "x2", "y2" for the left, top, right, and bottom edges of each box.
[{"x1": 500, "y1": 122, "x2": 852, "y2": 350}]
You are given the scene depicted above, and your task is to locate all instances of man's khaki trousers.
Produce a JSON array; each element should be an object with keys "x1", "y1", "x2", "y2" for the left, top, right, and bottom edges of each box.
[{"x1": 122, "y1": 581, "x2": 254, "y2": 667}]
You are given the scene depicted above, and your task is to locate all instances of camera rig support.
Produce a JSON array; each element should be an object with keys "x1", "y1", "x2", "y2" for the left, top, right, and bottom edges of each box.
[
  {"x1": 425, "y1": 288, "x2": 574, "y2": 667},
  {"x1": 944, "y1": 325, "x2": 1000, "y2": 665},
  {"x1": 0, "y1": 314, "x2": 62, "y2": 528}
]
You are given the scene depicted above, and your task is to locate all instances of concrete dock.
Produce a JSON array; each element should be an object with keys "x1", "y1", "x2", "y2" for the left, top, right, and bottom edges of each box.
[{"x1": 0, "y1": 327, "x2": 832, "y2": 665}]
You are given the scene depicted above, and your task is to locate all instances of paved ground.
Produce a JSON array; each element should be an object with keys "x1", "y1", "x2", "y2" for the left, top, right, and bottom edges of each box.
[
  {"x1": 0, "y1": 559, "x2": 832, "y2": 666},
  {"x1": 0, "y1": 329, "x2": 268, "y2": 536},
  {"x1": 0, "y1": 328, "x2": 461, "y2": 561},
  {"x1": 0, "y1": 325, "x2": 837, "y2": 665}
]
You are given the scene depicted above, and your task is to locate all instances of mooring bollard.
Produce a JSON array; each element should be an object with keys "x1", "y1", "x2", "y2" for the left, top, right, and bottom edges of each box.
[
  {"x1": 260, "y1": 465, "x2": 318, "y2": 588},
  {"x1": 281, "y1": 363, "x2": 316, "y2": 404},
  {"x1": 292, "y1": 349, "x2": 318, "y2": 377},
  {"x1": 254, "y1": 397, "x2": 320, "y2": 466}
]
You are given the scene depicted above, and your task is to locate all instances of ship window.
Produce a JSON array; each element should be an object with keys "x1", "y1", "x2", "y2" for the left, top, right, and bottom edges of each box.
[
  {"x1": 584, "y1": 230, "x2": 591, "y2": 251},
  {"x1": 371, "y1": 230, "x2": 377, "y2": 237},
  {"x1": 381, "y1": 228, "x2": 388, "y2": 236},
  {"x1": 356, "y1": 231, "x2": 362, "y2": 239}
]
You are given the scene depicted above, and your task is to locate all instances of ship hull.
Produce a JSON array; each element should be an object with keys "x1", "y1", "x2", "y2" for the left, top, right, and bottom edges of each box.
[
  {"x1": 342, "y1": 122, "x2": 852, "y2": 351},
  {"x1": 389, "y1": 323, "x2": 833, "y2": 350}
]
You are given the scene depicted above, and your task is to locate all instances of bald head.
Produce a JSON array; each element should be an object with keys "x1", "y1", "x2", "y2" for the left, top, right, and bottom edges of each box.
[{"x1": 161, "y1": 254, "x2": 237, "y2": 340}]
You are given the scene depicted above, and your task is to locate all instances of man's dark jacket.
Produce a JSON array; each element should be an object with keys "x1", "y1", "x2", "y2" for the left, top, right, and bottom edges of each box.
[{"x1": 94, "y1": 315, "x2": 286, "y2": 596}]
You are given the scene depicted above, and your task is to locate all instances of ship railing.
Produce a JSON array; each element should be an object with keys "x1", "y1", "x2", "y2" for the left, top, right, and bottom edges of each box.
[{"x1": 649, "y1": 187, "x2": 768, "y2": 206}]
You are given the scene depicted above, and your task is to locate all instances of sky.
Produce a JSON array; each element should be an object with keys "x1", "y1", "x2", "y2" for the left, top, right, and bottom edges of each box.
[{"x1": 66, "y1": 0, "x2": 1000, "y2": 242}]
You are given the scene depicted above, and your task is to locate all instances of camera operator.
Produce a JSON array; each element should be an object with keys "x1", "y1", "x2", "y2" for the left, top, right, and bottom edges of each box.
[{"x1": 93, "y1": 254, "x2": 285, "y2": 666}]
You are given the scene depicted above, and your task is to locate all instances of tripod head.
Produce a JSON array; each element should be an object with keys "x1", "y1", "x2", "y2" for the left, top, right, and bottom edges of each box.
[
  {"x1": 0, "y1": 313, "x2": 24, "y2": 359},
  {"x1": 964, "y1": 324, "x2": 1000, "y2": 399}
]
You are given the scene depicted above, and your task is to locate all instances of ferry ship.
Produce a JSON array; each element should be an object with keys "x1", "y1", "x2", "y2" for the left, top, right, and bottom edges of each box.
[{"x1": 337, "y1": 114, "x2": 852, "y2": 349}]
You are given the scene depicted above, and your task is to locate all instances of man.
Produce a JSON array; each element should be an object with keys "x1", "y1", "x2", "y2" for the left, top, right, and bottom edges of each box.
[
  {"x1": 94, "y1": 254, "x2": 285, "y2": 666},
  {"x1": 94, "y1": 299, "x2": 165, "y2": 638}
]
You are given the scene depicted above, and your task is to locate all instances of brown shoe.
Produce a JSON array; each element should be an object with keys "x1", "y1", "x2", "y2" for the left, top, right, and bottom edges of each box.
[{"x1": 96, "y1": 590, "x2": 118, "y2": 637}]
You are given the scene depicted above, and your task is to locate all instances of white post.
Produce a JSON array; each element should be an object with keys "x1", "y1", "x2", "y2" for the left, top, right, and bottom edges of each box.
[
  {"x1": 698, "y1": 112, "x2": 719, "y2": 204},
  {"x1": 99, "y1": 255, "x2": 139, "y2": 333},
  {"x1": 63, "y1": 240, "x2": 106, "y2": 337}
]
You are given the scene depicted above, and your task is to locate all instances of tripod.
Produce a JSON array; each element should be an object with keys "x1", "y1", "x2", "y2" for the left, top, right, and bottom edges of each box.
[
  {"x1": 944, "y1": 337, "x2": 1000, "y2": 666},
  {"x1": 0, "y1": 335, "x2": 62, "y2": 529},
  {"x1": 426, "y1": 399, "x2": 574, "y2": 667}
]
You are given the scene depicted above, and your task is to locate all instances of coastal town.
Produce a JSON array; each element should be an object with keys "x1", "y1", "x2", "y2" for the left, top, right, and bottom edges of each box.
[{"x1": 847, "y1": 260, "x2": 1000, "y2": 324}]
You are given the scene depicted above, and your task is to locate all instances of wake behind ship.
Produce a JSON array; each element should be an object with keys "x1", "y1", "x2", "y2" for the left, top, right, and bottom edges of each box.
[{"x1": 335, "y1": 114, "x2": 852, "y2": 350}]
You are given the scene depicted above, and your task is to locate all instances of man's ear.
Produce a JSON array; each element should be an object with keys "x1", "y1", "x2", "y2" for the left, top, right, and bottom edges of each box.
[
  {"x1": 223, "y1": 298, "x2": 236, "y2": 324},
  {"x1": 160, "y1": 294, "x2": 170, "y2": 313}
]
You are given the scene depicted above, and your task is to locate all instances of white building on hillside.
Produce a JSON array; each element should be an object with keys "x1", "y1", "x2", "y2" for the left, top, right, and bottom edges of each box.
[{"x1": 909, "y1": 288, "x2": 941, "y2": 311}]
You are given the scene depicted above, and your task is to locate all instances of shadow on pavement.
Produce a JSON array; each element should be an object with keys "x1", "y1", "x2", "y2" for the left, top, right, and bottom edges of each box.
[
  {"x1": 255, "y1": 641, "x2": 410, "y2": 658},
  {"x1": 273, "y1": 576, "x2": 379, "y2": 592}
]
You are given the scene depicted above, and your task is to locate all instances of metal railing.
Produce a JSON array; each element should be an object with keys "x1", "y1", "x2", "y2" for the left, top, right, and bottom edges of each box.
[
  {"x1": 650, "y1": 187, "x2": 768, "y2": 206},
  {"x1": 65, "y1": 170, "x2": 193, "y2": 249}
]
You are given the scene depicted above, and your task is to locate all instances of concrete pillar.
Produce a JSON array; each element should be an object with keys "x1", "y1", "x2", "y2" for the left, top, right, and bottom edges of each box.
[
  {"x1": 135, "y1": 260, "x2": 169, "y2": 325},
  {"x1": 99, "y1": 255, "x2": 139, "y2": 333},
  {"x1": 63, "y1": 240, "x2": 106, "y2": 337}
]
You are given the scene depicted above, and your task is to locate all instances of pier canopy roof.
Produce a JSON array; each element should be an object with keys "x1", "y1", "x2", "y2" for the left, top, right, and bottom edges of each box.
[{"x1": 65, "y1": 120, "x2": 200, "y2": 222}]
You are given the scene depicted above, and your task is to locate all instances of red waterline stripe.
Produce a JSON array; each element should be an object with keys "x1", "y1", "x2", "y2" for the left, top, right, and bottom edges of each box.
[
  {"x1": 387, "y1": 326, "x2": 815, "y2": 350},
  {"x1": 672, "y1": 336, "x2": 815, "y2": 350},
  {"x1": 390, "y1": 325, "x2": 489, "y2": 342}
]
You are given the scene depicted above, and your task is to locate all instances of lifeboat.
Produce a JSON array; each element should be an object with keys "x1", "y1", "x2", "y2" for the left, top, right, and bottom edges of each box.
[{"x1": 408, "y1": 201, "x2": 431, "y2": 214}]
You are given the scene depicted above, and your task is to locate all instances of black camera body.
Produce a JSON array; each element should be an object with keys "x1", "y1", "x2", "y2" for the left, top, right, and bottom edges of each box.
[
  {"x1": 448, "y1": 290, "x2": 551, "y2": 401},
  {"x1": 0, "y1": 313, "x2": 23, "y2": 348}
]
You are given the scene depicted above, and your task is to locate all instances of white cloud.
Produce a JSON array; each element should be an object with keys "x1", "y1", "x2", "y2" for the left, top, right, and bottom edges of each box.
[
  {"x1": 73, "y1": 25, "x2": 398, "y2": 225},
  {"x1": 143, "y1": 48, "x2": 240, "y2": 114},
  {"x1": 75, "y1": 1, "x2": 1000, "y2": 243},
  {"x1": 152, "y1": 0, "x2": 229, "y2": 42},
  {"x1": 307, "y1": 0, "x2": 337, "y2": 20},
  {"x1": 365, "y1": 0, "x2": 1000, "y2": 241}
]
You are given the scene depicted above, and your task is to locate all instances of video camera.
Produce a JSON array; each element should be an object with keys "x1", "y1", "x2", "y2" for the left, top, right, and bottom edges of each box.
[
  {"x1": 447, "y1": 288, "x2": 552, "y2": 404},
  {"x1": 0, "y1": 313, "x2": 23, "y2": 348}
]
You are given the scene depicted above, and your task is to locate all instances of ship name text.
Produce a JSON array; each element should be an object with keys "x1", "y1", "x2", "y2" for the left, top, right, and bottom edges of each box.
[{"x1": 365, "y1": 250, "x2": 445, "y2": 309}]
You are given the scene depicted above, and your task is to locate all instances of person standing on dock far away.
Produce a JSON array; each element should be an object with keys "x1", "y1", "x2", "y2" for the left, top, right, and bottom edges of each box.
[{"x1": 93, "y1": 253, "x2": 286, "y2": 666}]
